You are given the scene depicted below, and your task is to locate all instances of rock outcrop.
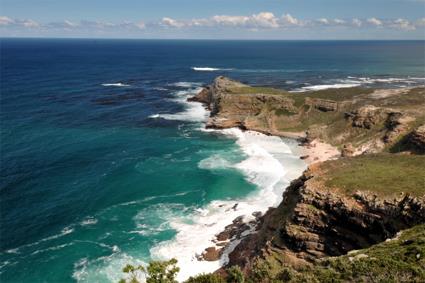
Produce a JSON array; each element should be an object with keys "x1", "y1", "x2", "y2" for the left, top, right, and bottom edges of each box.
[
  {"x1": 225, "y1": 163, "x2": 425, "y2": 274},
  {"x1": 190, "y1": 77, "x2": 425, "y2": 154}
]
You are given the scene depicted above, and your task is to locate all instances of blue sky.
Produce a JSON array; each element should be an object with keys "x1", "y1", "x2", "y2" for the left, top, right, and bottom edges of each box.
[{"x1": 1, "y1": 0, "x2": 424, "y2": 39}]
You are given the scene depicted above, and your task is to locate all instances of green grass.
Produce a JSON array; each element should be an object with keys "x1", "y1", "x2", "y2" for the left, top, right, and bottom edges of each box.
[
  {"x1": 229, "y1": 86, "x2": 290, "y2": 96},
  {"x1": 323, "y1": 154, "x2": 425, "y2": 197},
  {"x1": 239, "y1": 224, "x2": 425, "y2": 283}
]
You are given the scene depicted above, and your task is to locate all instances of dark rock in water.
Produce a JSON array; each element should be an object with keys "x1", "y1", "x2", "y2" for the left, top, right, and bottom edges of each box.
[
  {"x1": 201, "y1": 247, "x2": 222, "y2": 261},
  {"x1": 215, "y1": 215, "x2": 252, "y2": 242},
  {"x1": 252, "y1": 211, "x2": 262, "y2": 220},
  {"x1": 300, "y1": 155, "x2": 310, "y2": 160}
]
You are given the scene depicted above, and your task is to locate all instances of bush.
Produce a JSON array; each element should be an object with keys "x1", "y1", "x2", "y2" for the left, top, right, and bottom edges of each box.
[
  {"x1": 227, "y1": 266, "x2": 245, "y2": 283},
  {"x1": 119, "y1": 259, "x2": 180, "y2": 283},
  {"x1": 184, "y1": 273, "x2": 226, "y2": 283}
]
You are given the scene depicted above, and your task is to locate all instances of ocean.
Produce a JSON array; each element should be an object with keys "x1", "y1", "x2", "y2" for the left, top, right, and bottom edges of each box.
[{"x1": 1, "y1": 39, "x2": 424, "y2": 282}]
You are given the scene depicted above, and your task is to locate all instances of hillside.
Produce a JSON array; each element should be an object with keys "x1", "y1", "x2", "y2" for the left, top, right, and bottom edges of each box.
[{"x1": 186, "y1": 77, "x2": 425, "y2": 283}]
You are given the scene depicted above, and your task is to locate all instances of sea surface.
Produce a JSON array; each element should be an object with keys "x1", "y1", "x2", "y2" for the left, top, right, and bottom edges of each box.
[{"x1": 1, "y1": 39, "x2": 424, "y2": 282}]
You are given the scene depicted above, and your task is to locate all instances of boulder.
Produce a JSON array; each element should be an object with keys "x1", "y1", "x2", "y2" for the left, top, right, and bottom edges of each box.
[
  {"x1": 341, "y1": 144, "x2": 355, "y2": 157},
  {"x1": 349, "y1": 105, "x2": 385, "y2": 129}
]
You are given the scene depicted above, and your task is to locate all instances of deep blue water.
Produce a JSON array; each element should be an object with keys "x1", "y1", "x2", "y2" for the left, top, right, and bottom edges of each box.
[{"x1": 1, "y1": 39, "x2": 424, "y2": 282}]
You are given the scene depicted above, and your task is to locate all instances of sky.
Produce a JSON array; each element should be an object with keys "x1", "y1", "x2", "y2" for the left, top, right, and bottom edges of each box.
[{"x1": 0, "y1": 0, "x2": 424, "y2": 39}]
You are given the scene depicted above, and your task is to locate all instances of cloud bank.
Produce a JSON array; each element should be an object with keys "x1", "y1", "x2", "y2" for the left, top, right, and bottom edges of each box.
[{"x1": 0, "y1": 12, "x2": 423, "y2": 37}]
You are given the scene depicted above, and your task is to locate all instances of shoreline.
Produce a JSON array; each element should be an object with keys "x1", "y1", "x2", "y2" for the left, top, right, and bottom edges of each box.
[
  {"x1": 187, "y1": 87, "x2": 341, "y2": 280},
  {"x1": 149, "y1": 86, "x2": 310, "y2": 282}
]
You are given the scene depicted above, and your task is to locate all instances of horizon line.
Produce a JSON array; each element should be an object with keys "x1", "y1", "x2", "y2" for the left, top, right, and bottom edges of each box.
[{"x1": 1, "y1": 37, "x2": 425, "y2": 41}]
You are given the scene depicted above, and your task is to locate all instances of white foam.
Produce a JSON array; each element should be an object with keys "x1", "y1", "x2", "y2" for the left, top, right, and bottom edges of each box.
[
  {"x1": 343, "y1": 76, "x2": 424, "y2": 85},
  {"x1": 168, "y1": 82, "x2": 202, "y2": 88},
  {"x1": 295, "y1": 83, "x2": 361, "y2": 92},
  {"x1": 101, "y1": 83, "x2": 130, "y2": 87},
  {"x1": 80, "y1": 217, "x2": 98, "y2": 226},
  {"x1": 5, "y1": 225, "x2": 75, "y2": 254},
  {"x1": 191, "y1": 67, "x2": 233, "y2": 72},
  {"x1": 73, "y1": 252, "x2": 146, "y2": 283},
  {"x1": 151, "y1": 87, "x2": 209, "y2": 122},
  {"x1": 198, "y1": 154, "x2": 232, "y2": 170},
  {"x1": 150, "y1": 129, "x2": 307, "y2": 282}
]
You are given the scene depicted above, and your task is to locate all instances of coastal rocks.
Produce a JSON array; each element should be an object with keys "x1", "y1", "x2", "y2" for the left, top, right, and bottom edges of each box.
[
  {"x1": 187, "y1": 86, "x2": 212, "y2": 106},
  {"x1": 201, "y1": 247, "x2": 222, "y2": 261},
  {"x1": 199, "y1": 212, "x2": 260, "y2": 262},
  {"x1": 305, "y1": 98, "x2": 338, "y2": 112},
  {"x1": 347, "y1": 105, "x2": 385, "y2": 129},
  {"x1": 383, "y1": 112, "x2": 414, "y2": 143}
]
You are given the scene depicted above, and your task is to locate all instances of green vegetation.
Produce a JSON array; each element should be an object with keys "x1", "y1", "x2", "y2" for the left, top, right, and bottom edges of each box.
[
  {"x1": 228, "y1": 86, "x2": 289, "y2": 96},
  {"x1": 227, "y1": 266, "x2": 245, "y2": 283},
  {"x1": 233, "y1": 224, "x2": 425, "y2": 283},
  {"x1": 323, "y1": 153, "x2": 425, "y2": 197},
  {"x1": 185, "y1": 273, "x2": 225, "y2": 283},
  {"x1": 119, "y1": 259, "x2": 179, "y2": 283}
]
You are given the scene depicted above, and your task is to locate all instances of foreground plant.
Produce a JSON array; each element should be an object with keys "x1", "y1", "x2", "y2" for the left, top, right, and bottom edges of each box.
[{"x1": 119, "y1": 258, "x2": 179, "y2": 283}]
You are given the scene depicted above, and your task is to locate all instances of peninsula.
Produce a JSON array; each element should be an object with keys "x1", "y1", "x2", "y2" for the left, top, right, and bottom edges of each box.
[{"x1": 186, "y1": 76, "x2": 425, "y2": 282}]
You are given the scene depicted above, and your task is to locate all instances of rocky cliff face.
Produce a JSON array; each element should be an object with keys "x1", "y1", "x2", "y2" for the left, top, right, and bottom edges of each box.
[
  {"x1": 191, "y1": 76, "x2": 425, "y2": 155},
  {"x1": 225, "y1": 161, "x2": 425, "y2": 275}
]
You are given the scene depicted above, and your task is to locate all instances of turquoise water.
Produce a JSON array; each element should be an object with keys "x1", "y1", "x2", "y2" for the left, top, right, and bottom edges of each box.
[{"x1": 1, "y1": 39, "x2": 424, "y2": 282}]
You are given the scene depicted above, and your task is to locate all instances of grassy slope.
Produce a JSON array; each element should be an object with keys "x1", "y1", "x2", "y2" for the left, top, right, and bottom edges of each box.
[{"x1": 322, "y1": 154, "x2": 425, "y2": 197}]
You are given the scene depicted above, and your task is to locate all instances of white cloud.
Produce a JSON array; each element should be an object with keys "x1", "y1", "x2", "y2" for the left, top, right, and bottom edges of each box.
[
  {"x1": 333, "y1": 19, "x2": 346, "y2": 25},
  {"x1": 367, "y1": 17, "x2": 383, "y2": 26},
  {"x1": 282, "y1": 14, "x2": 300, "y2": 26},
  {"x1": 196, "y1": 12, "x2": 280, "y2": 29},
  {"x1": 1, "y1": 14, "x2": 423, "y2": 35},
  {"x1": 161, "y1": 17, "x2": 185, "y2": 28},
  {"x1": 317, "y1": 18, "x2": 330, "y2": 25},
  {"x1": 352, "y1": 18, "x2": 362, "y2": 27},
  {"x1": 135, "y1": 21, "x2": 146, "y2": 29},
  {"x1": 0, "y1": 16, "x2": 14, "y2": 26},
  {"x1": 47, "y1": 20, "x2": 78, "y2": 29},
  {"x1": 211, "y1": 15, "x2": 250, "y2": 27},
  {"x1": 390, "y1": 18, "x2": 415, "y2": 30},
  {"x1": 416, "y1": 17, "x2": 425, "y2": 26},
  {"x1": 251, "y1": 12, "x2": 279, "y2": 28}
]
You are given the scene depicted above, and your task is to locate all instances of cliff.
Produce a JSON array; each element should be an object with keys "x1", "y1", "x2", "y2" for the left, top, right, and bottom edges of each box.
[
  {"x1": 226, "y1": 154, "x2": 425, "y2": 277},
  {"x1": 191, "y1": 76, "x2": 425, "y2": 155},
  {"x1": 187, "y1": 77, "x2": 425, "y2": 282}
]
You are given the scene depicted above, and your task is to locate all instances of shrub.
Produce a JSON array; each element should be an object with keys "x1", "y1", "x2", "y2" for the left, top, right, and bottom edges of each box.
[
  {"x1": 119, "y1": 259, "x2": 180, "y2": 283},
  {"x1": 184, "y1": 273, "x2": 226, "y2": 283},
  {"x1": 227, "y1": 266, "x2": 245, "y2": 283}
]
